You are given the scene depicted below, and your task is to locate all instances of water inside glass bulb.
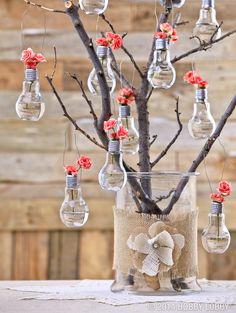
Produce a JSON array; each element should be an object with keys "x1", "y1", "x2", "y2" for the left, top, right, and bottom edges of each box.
[
  {"x1": 193, "y1": 4, "x2": 221, "y2": 42},
  {"x1": 118, "y1": 115, "x2": 139, "y2": 155},
  {"x1": 16, "y1": 70, "x2": 45, "y2": 121},
  {"x1": 79, "y1": 0, "x2": 109, "y2": 15},
  {"x1": 60, "y1": 177, "x2": 89, "y2": 228},
  {"x1": 88, "y1": 47, "x2": 116, "y2": 95},
  {"x1": 188, "y1": 89, "x2": 216, "y2": 139},
  {"x1": 147, "y1": 40, "x2": 176, "y2": 89},
  {"x1": 98, "y1": 142, "x2": 127, "y2": 192},
  {"x1": 201, "y1": 213, "x2": 231, "y2": 254}
]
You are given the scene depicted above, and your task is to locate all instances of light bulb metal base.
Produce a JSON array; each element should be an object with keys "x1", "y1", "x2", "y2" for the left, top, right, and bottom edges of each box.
[
  {"x1": 211, "y1": 201, "x2": 223, "y2": 214},
  {"x1": 66, "y1": 175, "x2": 78, "y2": 188},
  {"x1": 155, "y1": 38, "x2": 168, "y2": 51},
  {"x1": 202, "y1": 0, "x2": 214, "y2": 8},
  {"x1": 195, "y1": 88, "x2": 208, "y2": 101},
  {"x1": 25, "y1": 69, "x2": 37, "y2": 81},
  {"x1": 108, "y1": 140, "x2": 120, "y2": 154},
  {"x1": 119, "y1": 105, "x2": 131, "y2": 118},
  {"x1": 97, "y1": 46, "x2": 108, "y2": 57}
]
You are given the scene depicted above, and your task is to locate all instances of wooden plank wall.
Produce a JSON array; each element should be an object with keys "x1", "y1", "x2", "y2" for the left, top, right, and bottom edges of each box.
[{"x1": 0, "y1": 0, "x2": 236, "y2": 280}]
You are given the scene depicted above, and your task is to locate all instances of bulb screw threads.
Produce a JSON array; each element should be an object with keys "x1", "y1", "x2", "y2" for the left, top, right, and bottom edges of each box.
[
  {"x1": 211, "y1": 201, "x2": 223, "y2": 214},
  {"x1": 196, "y1": 88, "x2": 208, "y2": 101},
  {"x1": 119, "y1": 105, "x2": 131, "y2": 118},
  {"x1": 202, "y1": 0, "x2": 214, "y2": 8},
  {"x1": 66, "y1": 175, "x2": 78, "y2": 188},
  {"x1": 155, "y1": 38, "x2": 168, "y2": 50},
  {"x1": 108, "y1": 140, "x2": 121, "y2": 154},
  {"x1": 97, "y1": 46, "x2": 108, "y2": 57},
  {"x1": 25, "y1": 69, "x2": 37, "y2": 81}
]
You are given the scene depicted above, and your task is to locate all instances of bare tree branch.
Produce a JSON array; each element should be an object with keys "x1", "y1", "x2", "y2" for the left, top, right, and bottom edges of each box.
[
  {"x1": 100, "y1": 14, "x2": 144, "y2": 79},
  {"x1": 68, "y1": 73, "x2": 98, "y2": 124},
  {"x1": 46, "y1": 74, "x2": 105, "y2": 150},
  {"x1": 151, "y1": 98, "x2": 183, "y2": 168},
  {"x1": 64, "y1": 1, "x2": 111, "y2": 147},
  {"x1": 172, "y1": 28, "x2": 236, "y2": 64},
  {"x1": 155, "y1": 188, "x2": 176, "y2": 203},
  {"x1": 163, "y1": 94, "x2": 236, "y2": 215},
  {"x1": 24, "y1": 0, "x2": 66, "y2": 13}
]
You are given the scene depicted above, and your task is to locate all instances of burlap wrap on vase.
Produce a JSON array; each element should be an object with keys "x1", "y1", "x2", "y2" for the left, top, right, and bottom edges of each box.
[{"x1": 113, "y1": 207, "x2": 199, "y2": 280}]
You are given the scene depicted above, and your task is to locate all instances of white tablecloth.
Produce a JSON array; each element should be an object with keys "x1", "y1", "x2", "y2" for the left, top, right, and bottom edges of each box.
[{"x1": 5, "y1": 279, "x2": 236, "y2": 306}]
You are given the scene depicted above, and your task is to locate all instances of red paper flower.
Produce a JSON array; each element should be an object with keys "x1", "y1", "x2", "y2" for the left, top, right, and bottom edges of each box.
[
  {"x1": 77, "y1": 156, "x2": 92, "y2": 170},
  {"x1": 160, "y1": 23, "x2": 173, "y2": 35},
  {"x1": 155, "y1": 23, "x2": 178, "y2": 43},
  {"x1": 183, "y1": 71, "x2": 208, "y2": 88},
  {"x1": 116, "y1": 87, "x2": 135, "y2": 105},
  {"x1": 117, "y1": 126, "x2": 128, "y2": 139},
  {"x1": 21, "y1": 48, "x2": 46, "y2": 69},
  {"x1": 64, "y1": 165, "x2": 78, "y2": 176},
  {"x1": 218, "y1": 180, "x2": 231, "y2": 197},
  {"x1": 96, "y1": 32, "x2": 123, "y2": 50},
  {"x1": 155, "y1": 32, "x2": 168, "y2": 39},
  {"x1": 211, "y1": 193, "x2": 225, "y2": 203},
  {"x1": 96, "y1": 38, "x2": 109, "y2": 47},
  {"x1": 104, "y1": 118, "x2": 117, "y2": 132}
]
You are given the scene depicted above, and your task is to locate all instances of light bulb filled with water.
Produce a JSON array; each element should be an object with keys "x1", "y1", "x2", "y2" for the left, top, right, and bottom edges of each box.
[
  {"x1": 147, "y1": 38, "x2": 176, "y2": 89},
  {"x1": 118, "y1": 106, "x2": 139, "y2": 155},
  {"x1": 98, "y1": 140, "x2": 127, "y2": 192},
  {"x1": 88, "y1": 46, "x2": 116, "y2": 95},
  {"x1": 193, "y1": 0, "x2": 221, "y2": 42},
  {"x1": 79, "y1": 0, "x2": 109, "y2": 15},
  {"x1": 188, "y1": 88, "x2": 216, "y2": 139},
  {"x1": 60, "y1": 175, "x2": 89, "y2": 228},
  {"x1": 16, "y1": 69, "x2": 45, "y2": 121},
  {"x1": 202, "y1": 201, "x2": 231, "y2": 254}
]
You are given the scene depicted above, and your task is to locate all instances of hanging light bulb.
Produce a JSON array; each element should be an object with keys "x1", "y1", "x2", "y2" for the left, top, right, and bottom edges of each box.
[
  {"x1": 98, "y1": 140, "x2": 127, "y2": 192},
  {"x1": 159, "y1": 0, "x2": 185, "y2": 9},
  {"x1": 88, "y1": 45, "x2": 116, "y2": 95},
  {"x1": 16, "y1": 48, "x2": 46, "y2": 121},
  {"x1": 60, "y1": 172, "x2": 89, "y2": 228},
  {"x1": 193, "y1": 0, "x2": 221, "y2": 42},
  {"x1": 202, "y1": 201, "x2": 231, "y2": 254},
  {"x1": 148, "y1": 24, "x2": 178, "y2": 89},
  {"x1": 116, "y1": 87, "x2": 139, "y2": 155},
  {"x1": 79, "y1": 0, "x2": 109, "y2": 15},
  {"x1": 118, "y1": 106, "x2": 139, "y2": 155},
  {"x1": 188, "y1": 87, "x2": 216, "y2": 139}
]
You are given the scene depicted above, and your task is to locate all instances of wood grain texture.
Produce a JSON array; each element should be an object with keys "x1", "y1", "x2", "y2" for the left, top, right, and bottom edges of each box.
[
  {"x1": 0, "y1": 232, "x2": 13, "y2": 280},
  {"x1": 79, "y1": 230, "x2": 114, "y2": 279},
  {"x1": 12, "y1": 231, "x2": 49, "y2": 280}
]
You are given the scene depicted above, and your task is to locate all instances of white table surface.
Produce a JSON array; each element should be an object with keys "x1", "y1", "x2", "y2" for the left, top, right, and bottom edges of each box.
[{"x1": 0, "y1": 280, "x2": 236, "y2": 313}]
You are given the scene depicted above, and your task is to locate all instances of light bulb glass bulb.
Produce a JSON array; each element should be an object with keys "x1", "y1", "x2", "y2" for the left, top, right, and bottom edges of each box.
[
  {"x1": 98, "y1": 140, "x2": 127, "y2": 192},
  {"x1": 147, "y1": 39, "x2": 176, "y2": 89},
  {"x1": 118, "y1": 106, "x2": 139, "y2": 155},
  {"x1": 159, "y1": 0, "x2": 185, "y2": 8},
  {"x1": 60, "y1": 175, "x2": 89, "y2": 228},
  {"x1": 16, "y1": 69, "x2": 45, "y2": 121},
  {"x1": 193, "y1": 0, "x2": 221, "y2": 42},
  {"x1": 188, "y1": 88, "x2": 216, "y2": 139},
  {"x1": 201, "y1": 202, "x2": 231, "y2": 254},
  {"x1": 79, "y1": 0, "x2": 109, "y2": 15},
  {"x1": 88, "y1": 46, "x2": 116, "y2": 95}
]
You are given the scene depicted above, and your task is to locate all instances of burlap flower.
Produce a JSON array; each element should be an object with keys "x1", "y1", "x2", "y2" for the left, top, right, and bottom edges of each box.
[{"x1": 127, "y1": 221, "x2": 185, "y2": 277}]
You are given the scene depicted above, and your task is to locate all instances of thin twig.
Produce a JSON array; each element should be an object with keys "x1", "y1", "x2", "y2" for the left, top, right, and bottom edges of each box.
[
  {"x1": 100, "y1": 14, "x2": 144, "y2": 79},
  {"x1": 172, "y1": 28, "x2": 236, "y2": 64},
  {"x1": 51, "y1": 46, "x2": 57, "y2": 79},
  {"x1": 24, "y1": 0, "x2": 66, "y2": 13},
  {"x1": 45, "y1": 74, "x2": 105, "y2": 150},
  {"x1": 149, "y1": 135, "x2": 158, "y2": 147},
  {"x1": 151, "y1": 98, "x2": 183, "y2": 168},
  {"x1": 68, "y1": 73, "x2": 98, "y2": 123},
  {"x1": 155, "y1": 188, "x2": 176, "y2": 203}
]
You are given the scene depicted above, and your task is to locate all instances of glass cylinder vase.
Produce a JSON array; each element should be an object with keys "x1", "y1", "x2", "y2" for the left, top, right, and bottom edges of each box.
[{"x1": 111, "y1": 172, "x2": 201, "y2": 294}]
